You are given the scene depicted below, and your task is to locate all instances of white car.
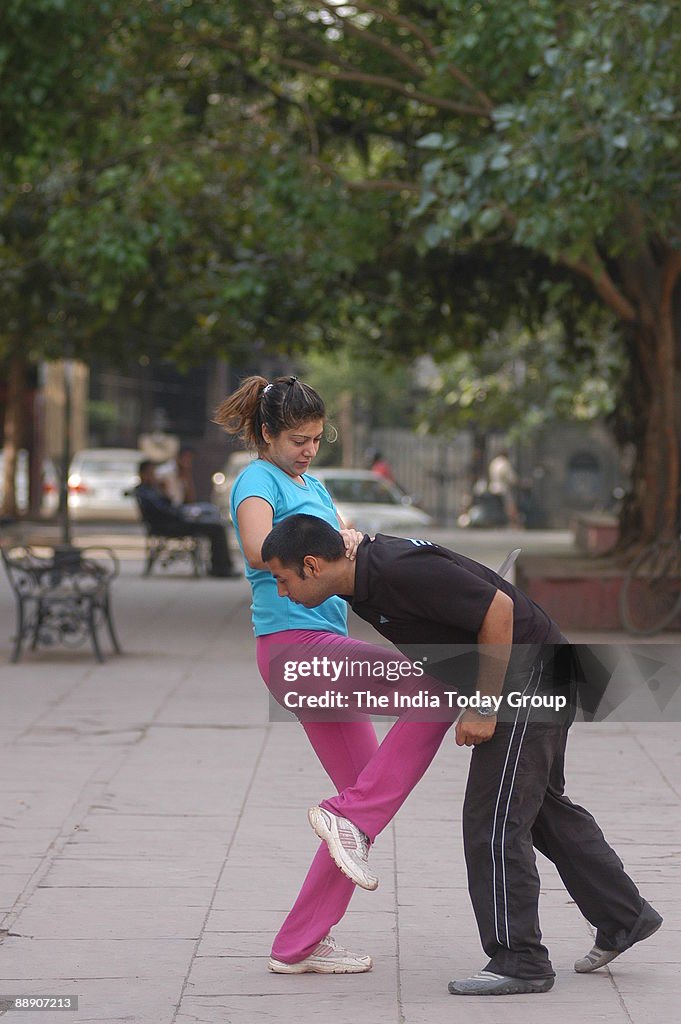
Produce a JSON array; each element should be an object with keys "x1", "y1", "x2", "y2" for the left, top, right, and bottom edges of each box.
[
  {"x1": 210, "y1": 450, "x2": 257, "y2": 516},
  {"x1": 309, "y1": 468, "x2": 432, "y2": 536},
  {"x1": 67, "y1": 448, "x2": 145, "y2": 521},
  {"x1": 211, "y1": 456, "x2": 432, "y2": 538}
]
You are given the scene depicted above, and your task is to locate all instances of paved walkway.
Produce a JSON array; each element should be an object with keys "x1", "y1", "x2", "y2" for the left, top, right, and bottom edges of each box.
[{"x1": 0, "y1": 544, "x2": 679, "y2": 1023}]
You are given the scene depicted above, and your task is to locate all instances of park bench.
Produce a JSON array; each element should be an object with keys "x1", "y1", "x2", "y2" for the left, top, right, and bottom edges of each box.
[
  {"x1": 1, "y1": 545, "x2": 121, "y2": 664},
  {"x1": 133, "y1": 496, "x2": 207, "y2": 577},
  {"x1": 140, "y1": 527, "x2": 206, "y2": 577}
]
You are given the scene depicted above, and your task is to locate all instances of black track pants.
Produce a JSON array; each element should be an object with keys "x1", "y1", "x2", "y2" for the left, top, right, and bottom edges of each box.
[{"x1": 463, "y1": 702, "x2": 647, "y2": 978}]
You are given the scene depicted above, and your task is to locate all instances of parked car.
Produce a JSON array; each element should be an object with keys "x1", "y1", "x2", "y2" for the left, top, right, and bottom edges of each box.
[
  {"x1": 67, "y1": 448, "x2": 145, "y2": 521},
  {"x1": 309, "y1": 468, "x2": 432, "y2": 536},
  {"x1": 211, "y1": 456, "x2": 431, "y2": 537},
  {"x1": 210, "y1": 450, "x2": 257, "y2": 517}
]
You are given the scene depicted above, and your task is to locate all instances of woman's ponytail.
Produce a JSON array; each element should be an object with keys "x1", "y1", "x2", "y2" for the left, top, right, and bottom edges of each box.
[
  {"x1": 214, "y1": 375, "x2": 326, "y2": 450},
  {"x1": 213, "y1": 376, "x2": 268, "y2": 449}
]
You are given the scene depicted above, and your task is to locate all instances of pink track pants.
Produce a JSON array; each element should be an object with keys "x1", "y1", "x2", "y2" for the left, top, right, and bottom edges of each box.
[{"x1": 256, "y1": 628, "x2": 454, "y2": 963}]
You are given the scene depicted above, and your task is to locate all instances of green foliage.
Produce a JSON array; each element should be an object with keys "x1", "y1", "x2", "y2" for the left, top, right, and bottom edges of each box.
[
  {"x1": 1, "y1": 0, "x2": 679, "y2": 435},
  {"x1": 416, "y1": 319, "x2": 624, "y2": 439},
  {"x1": 408, "y1": 1, "x2": 680, "y2": 261}
]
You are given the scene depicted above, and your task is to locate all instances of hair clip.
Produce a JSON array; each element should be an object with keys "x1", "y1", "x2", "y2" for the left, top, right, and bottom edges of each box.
[
  {"x1": 287, "y1": 376, "x2": 298, "y2": 385},
  {"x1": 263, "y1": 383, "x2": 273, "y2": 394}
]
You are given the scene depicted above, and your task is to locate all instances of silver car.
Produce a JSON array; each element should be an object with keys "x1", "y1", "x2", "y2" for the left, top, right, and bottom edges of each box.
[
  {"x1": 211, "y1": 456, "x2": 431, "y2": 538},
  {"x1": 67, "y1": 448, "x2": 144, "y2": 521},
  {"x1": 211, "y1": 450, "x2": 257, "y2": 517},
  {"x1": 309, "y1": 469, "x2": 432, "y2": 536}
]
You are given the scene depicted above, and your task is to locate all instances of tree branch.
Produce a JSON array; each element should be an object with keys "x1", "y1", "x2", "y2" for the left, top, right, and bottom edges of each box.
[
  {"x1": 276, "y1": 56, "x2": 490, "y2": 116},
  {"x1": 347, "y1": 1, "x2": 495, "y2": 113},
  {"x1": 314, "y1": 3, "x2": 427, "y2": 78},
  {"x1": 661, "y1": 249, "x2": 681, "y2": 316},
  {"x1": 562, "y1": 253, "x2": 637, "y2": 322}
]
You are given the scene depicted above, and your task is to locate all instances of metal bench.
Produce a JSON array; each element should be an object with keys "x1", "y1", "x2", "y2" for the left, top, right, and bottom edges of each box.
[
  {"x1": 1, "y1": 545, "x2": 122, "y2": 663},
  {"x1": 141, "y1": 528, "x2": 206, "y2": 578}
]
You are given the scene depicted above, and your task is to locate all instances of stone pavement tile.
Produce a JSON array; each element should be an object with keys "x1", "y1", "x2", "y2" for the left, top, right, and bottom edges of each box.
[
  {"x1": 210, "y1": 888, "x2": 293, "y2": 916},
  {"x1": 334, "y1": 908, "x2": 397, "y2": 937},
  {"x1": 84, "y1": 810, "x2": 231, "y2": 833},
  {"x1": 203, "y1": 909, "x2": 290, "y2": 935},
  {"x1": 177, "y1": 983, "x2": 398, "y2": 1024},
  {"x1": 40, "y1": 856, "x2": 222, "y2": 889},
  {"x1": 0, "y1": 936, "x2": 196, "y2": 980},
  {"x1": 184, "y1": 953, "x2": 396, "y2": 999},
  {"x1": 0, "y1": 876, "x2": 37, "y2": 915},
  {"x1": 12, "y1": 886, "x2": 212, "y2": 940},
  {"x1": 623, "y1": 996, "x2": 681, "y2": 1024},
  {"x1": 0, "y1": 976, "x2": 182, "y2": 1024},
  {"x1": 401, "y1": 989, "x2": 630, "y2": 1024},
  {"x1": 0, "y1": 855, "x2": 43, "y2": 885},
  {"x1": 56, "y1": 826, "x2": 230, "y2": 863},
  {"x1": 611, "y1": 964, "x2": 681, "y2": 994},
  {"x1": 197, "y1": 931, "x2": 281, "y2": 958}
]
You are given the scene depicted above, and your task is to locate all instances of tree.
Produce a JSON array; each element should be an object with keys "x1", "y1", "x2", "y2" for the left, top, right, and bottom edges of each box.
[
  {"x1": 208, "y1": 0, "x2": 681, "y2": 550},
  {"x1": 0, "y1": 1, "x2": 385, "y2": 512},
  {"x1": 414, "y1": 318, "x2": 623, "y2": 440}
]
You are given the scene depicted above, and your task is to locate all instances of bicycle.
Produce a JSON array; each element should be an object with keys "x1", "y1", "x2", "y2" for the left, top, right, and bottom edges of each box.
[{"x1": 618, "y1": 537, "x2": 681, "y2": 635}]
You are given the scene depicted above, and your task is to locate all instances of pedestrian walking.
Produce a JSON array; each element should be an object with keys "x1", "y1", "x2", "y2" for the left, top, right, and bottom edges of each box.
[{"x1": 488, "y1": 448, "x2": 521, "y2": 526}]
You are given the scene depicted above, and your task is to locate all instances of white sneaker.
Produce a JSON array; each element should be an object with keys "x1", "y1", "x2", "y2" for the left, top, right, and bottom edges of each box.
[
  {"x1": 308, "y1": 806, "x2": 378, "y2": 891},
  {"x1": 268, "y1": 934, "x2": 373, "y2": 974}
]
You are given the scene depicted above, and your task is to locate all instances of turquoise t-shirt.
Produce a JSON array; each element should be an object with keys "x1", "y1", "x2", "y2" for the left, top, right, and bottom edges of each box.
[{"x1": 230, "y1": 459, "x2": 348, "y2": 637}]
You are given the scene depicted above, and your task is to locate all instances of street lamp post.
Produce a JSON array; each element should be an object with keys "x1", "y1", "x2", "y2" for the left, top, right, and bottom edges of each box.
[{"x1": 55, "y1": 351, "x2": 79, "y2": 568}]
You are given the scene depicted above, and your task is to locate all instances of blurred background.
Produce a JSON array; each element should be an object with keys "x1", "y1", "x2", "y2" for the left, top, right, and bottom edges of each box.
[{"x1": 0, "y1": 1, "x2": 678, "y2": 546}]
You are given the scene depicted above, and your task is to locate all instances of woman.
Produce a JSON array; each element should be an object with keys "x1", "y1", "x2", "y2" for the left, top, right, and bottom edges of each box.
[{"x1": 215, "y1": 375, "x2": 452, "y2": 974}]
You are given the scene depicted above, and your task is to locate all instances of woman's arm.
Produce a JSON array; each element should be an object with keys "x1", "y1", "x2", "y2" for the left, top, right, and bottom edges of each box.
[{"x1": 236, "y1": 496, "x2": 275, "y2": 569}]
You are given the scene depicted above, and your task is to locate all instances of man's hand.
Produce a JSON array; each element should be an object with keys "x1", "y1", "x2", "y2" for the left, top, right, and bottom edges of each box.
[{"x1": 455, "y1": 709, "x2": 497, "y2": 746}]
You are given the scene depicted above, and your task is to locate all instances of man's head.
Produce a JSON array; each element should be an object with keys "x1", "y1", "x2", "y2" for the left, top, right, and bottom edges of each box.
[
  {"x1": 177, "y1": 446, "x2": 196, "y2": 470},
  {"x1": 261, "y1": 514, "x2": 354, "y2": 607}
]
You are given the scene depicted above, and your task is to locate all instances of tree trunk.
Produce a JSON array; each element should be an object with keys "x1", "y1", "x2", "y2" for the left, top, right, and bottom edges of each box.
[
  {"x1": 1, "y1": 352, "x2": 27, "y2": 519},
  {"x1": 338, "y1": 390, "x2": 356, "y2": 467},
  {"x1": 616, "y1": 308, "x2": 680, "y2": 553}
]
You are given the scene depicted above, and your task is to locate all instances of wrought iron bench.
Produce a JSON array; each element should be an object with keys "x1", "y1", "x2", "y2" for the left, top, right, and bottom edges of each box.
[
  {"x1": 132, "y1": 494, "x2": 216, "y2": 577},
  {"x1": 1, "y1": 545, "x2": 122, "y2": 663},
  {"x1": 141, "y1": 528, "x2": 206, "y2": 577}
]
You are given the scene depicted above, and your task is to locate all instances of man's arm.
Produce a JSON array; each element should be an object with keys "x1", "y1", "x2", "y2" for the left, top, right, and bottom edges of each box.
[{"x1": 455, "y1": 589, "x2": 514, "y2": 747}]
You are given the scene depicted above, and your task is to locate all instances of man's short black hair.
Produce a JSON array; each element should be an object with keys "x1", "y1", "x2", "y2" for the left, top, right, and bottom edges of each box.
[{"x1": 261, "y1": 514, "x2": 345, "y2": 573}]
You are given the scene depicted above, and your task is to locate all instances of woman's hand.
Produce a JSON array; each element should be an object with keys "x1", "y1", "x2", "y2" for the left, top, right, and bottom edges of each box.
[{"x1": 340, "y1": 529, "x2": 365, "y2": 561}]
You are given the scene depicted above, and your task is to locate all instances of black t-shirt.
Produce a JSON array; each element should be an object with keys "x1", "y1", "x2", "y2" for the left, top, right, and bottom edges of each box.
[
  {"x1": 348, "y1": 534, "x2": 567, "y2": 693},
  {"x1": 350, "y1": 534, "x2": 561, "y2": 644}
]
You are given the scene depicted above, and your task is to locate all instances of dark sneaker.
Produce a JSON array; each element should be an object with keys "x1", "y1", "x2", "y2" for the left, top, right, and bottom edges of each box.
[
  {"x1": 575, "y1": 906, "x2": 663, "y2": 973},
  {"x1": 268, "y1": 933, "x2": 372, "y2": 974},
  {"x1": 448, "y1": 970, "x2": 555, "y2": 995}
]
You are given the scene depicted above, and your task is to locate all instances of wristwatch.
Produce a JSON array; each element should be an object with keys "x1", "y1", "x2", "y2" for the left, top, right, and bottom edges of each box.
[{"x1": 473, "y1": 704, "x2": 497, "y2": 718}]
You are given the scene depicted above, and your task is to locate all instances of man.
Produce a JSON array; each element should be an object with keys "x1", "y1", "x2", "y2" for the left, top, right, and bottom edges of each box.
[
  {"x1": 488, "y1": 448, "x2": 520, "y2": 526},
  {"x1": 261, "y1": 514, "x2": 662, "y2": 996},
  {"x1": 134, "y1": 460, "x2": 240, "y2": 578},
  {"x1": 158, "y1": 445, "x2": 199, "y2": 506}
]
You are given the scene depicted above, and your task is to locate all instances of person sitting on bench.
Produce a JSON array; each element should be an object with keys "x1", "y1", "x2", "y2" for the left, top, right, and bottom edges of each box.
[{"x1": 134, "y1": 460, "x2": 240, "y2": 578}]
